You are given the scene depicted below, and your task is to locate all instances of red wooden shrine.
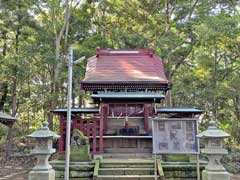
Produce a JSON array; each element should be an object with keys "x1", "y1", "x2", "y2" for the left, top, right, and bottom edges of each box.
[{"x1": 53, "y1": 49, "x2": 194, "y2": 156}]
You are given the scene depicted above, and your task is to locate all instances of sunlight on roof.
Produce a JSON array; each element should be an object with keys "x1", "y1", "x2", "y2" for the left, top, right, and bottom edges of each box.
[
  {"x1": 109, "y1": 51, "x2": 139, "y2": 54},
  {"x1": 120, "y1": 61, "x2": 161, "y2": 80}
]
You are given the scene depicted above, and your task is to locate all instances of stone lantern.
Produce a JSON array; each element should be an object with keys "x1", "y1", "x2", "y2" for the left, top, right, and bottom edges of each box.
[
  {"x1": 28, "y1": 121, "x2": 60, "y2": 180},
  {"x1": 198, "y1": 120, "x2": 230, "y2": 180}
]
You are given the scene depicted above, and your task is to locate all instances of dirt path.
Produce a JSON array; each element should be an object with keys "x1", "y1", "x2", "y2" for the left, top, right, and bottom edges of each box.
[
  {"x1": 0, "y1": 168, "x2": 29, "y2": 180},
  {"x1": 0, "y1": 164, "x2": 30, "y2": 180},
  {"x1": 231, "y1": 174, "x2": 240, "y2": 180},
  {"x1": 0, "y1": 154, "x2": 35, "y2": 180}
]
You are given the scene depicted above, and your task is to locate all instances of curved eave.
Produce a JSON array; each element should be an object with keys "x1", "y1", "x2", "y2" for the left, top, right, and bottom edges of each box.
[
  {"x1": 51, "y1": 108, "x2": 100, "y2": 114},
  {"x1": 92, "y1": 93, "x2": 165, "y2": 99},
  {"x1": 91, "y1": 92, "x2": 165, "y2": 103},
  {"x1": 0, "y1": 112, "x2": 17, "y2": 127},
  {"x1": 28, "y1": 131, "x2": 60, "y2": 138},
  {"x1": 81, "y1": 81, "x2": 171, "y2": 91},
  {"x1": 157, "y1": 107, "x2": 204, "y2": 114},
  {"x1": 0, "y1": 112, "x2": 17, "y2": 121},
  {"x1": 198, "y1": 129, "x2": 231, "y2": 138}
]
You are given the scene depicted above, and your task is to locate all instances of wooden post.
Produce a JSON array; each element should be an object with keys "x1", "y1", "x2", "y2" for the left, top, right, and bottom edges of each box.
[
  {"x1": 99, "y1": 104, "x2": 105, "y2": 153},
  {"x1": 92, "y1": 119, "x2": 97, "y2": 154},
  {"x1": 144, "y1": 104, "x2": 149, "y2": 131},
  {"x1": 59, "y1": 115, "x2": 65, "y2": 152},
  {"x1": 196, "y1": 154, "x2": 200, "y2": 180},
  {"x1": 86, "y1": 123, "x2": 90, "y2": 137},
  {"x1": 154, "y1": 154, "x2": 157, "y2": 180},
  {"x1": 103, "y1": 104, "x2": 109, "y2": 130},
  {"x1": 79, "y1": 116, "x2": 83, "y2": 132}
]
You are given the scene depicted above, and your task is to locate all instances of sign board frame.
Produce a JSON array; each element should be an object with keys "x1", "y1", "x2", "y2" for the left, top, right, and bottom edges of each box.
[{"x1": 152, "y1": 118, "x2": 199, "y2": 155}]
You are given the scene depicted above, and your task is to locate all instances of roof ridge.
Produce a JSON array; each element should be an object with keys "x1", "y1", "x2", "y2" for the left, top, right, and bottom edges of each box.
[{"x1": 96, "y1": 48, "x2": 153, "y2": 57}]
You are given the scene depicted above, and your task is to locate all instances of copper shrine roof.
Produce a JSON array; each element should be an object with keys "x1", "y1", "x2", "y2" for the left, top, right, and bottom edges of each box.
[{"x1": 81, "y1": 49, "x2": 169, "y2": 90}]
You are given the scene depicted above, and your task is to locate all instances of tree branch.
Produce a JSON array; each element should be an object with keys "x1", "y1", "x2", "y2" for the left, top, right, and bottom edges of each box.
[{"x1": 188, "y1": 0, "x2": 199, "y2": 20}]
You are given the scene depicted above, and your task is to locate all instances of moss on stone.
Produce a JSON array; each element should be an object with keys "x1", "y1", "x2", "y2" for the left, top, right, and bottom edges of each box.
[
  {"x1": 162, "y1": 154, "x2": 190, "y2": 162},
  {"x1": 70, "y1": 144, "x2": 92, "y2": 162}
]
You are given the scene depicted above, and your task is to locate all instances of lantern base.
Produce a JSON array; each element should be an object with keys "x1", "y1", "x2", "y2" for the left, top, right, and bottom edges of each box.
[
  {"x1": 202, "y1": 170, "x2": 230, "y2": 180},
  {"x1": 29, "y1": 169, "x2": 55, "y2": 180}
]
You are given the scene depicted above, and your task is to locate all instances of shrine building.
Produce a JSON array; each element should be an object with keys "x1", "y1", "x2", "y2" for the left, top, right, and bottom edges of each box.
[{"x1": 52, "y1": 48, "x2": 202, "y2": 157}]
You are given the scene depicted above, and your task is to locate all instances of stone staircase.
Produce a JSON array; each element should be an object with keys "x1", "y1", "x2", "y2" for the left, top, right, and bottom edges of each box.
[
  {"x1": 51, "y1": 161, "x2": 94, "y2": 180},
  {"x1": 93, "y1": 159, "x2": 165, "y2": 180},
  {"x1": 51, "y1": 158, "x2": 206, "y2": 180}
]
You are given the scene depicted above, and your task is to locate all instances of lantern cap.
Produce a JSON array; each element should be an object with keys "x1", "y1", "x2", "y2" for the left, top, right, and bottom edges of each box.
[
  {"x1": 198, "y1": 120, "x2": 230, "y2": 138},
  {"x1": 28, "y1": 121, "x2": 60, "y2": 138}
]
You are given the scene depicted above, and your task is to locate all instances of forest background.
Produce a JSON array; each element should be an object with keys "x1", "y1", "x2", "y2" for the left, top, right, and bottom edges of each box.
[{"x1": 0, "y1": 0, "x2": 240, "y2": 161}]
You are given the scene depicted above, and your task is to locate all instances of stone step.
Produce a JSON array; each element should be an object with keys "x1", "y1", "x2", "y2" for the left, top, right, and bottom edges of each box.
[
  {"x1": 99, "y1": 168, "x2": 155, "y2": 175},
  {"x1": 103, "y1": 153, "x2": 152, "y2": 158},
  {"x1": 162, "y1": 164, "x2": 205, "y2": 171},
  {"x1": 56, "y1": 178, "x2": 92, "y2": 180},
  {"x1": 100, "y1": 163, "x2": 154, "y2": 168},
  {"x1": 101, "y1": 158, "x2": 154, "y2": 163},
  {"x1": 100, "y1": 159, "x2": 155, "y2": 168},
  {"x1": 51, "y1": 160, "x2": 94, "y2": 165},
  {"x1": 166, "y1": 179, "x2": 196, "y2": 180},
  {"x1": 53, "y1": 164, "x2": 94, "y2": 171},
  {"x1": 164, "y1": 170, "x2": 197, "y2": 178},
  {"x1": 56, "y1": 170, "x2": 93, "y2": 178},
  {"x1": 97, "y1": 175, "x2": 160, "y2": 180},
  {"x1": 51, "y1": 160, "x2": 94, "y2": 179}
]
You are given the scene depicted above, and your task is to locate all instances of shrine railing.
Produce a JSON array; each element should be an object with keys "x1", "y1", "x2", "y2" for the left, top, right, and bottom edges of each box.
[{"x1": 58, "y1": 115, "x2": 101, "y2": 154}]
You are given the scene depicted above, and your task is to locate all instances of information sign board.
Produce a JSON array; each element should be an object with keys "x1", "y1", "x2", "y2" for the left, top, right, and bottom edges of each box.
[{"x1": 152, "y1": 118, "x2": 199, "y2": 154}]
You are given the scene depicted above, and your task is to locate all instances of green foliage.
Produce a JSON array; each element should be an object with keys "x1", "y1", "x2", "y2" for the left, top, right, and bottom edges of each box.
[
  {"x1": 0, "y1": 0, "x2": 239, "y2": 150},
  {"x1": 222, "y1": 152, "x2": 240, "y2": 173}
]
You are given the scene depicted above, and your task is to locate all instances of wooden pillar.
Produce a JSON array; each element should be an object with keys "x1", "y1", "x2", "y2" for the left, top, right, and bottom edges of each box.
[
  {"x1": 92, "y1": 119, "x2": 97, "y2": 154},
  {"x1": 103, "y1": 104, "x2": 109, "y2": 130},
  {"x1": 99, "y1": 104, "x2": 105, "y2": 154},
  {"x1": 79, "y1": 115, "x2": 83, "y2": 132},
  {"x1": 59, "y1": 115, "x2": 65, "y2": 152},
  {"x1": 86, "y1": 123, "x2": 90, "y2": 137},
  {"x1": 144, "y1": 104, "x2": 150, "y2": 131}
]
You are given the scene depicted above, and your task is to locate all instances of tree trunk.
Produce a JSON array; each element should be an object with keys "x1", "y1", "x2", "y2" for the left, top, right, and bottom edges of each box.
[
  {"x1": 6, "y1": 23, "x2": 20, "y2": 159},
  {"x1": 232, "y1": 96, "x2": 240, "y2": 143},
  {"x1": 79, "y1": 91, "x2": 83, "y2": 107},
  {"x1": 48, "y1": 0, "x2": 71, "y2": 130},
  {"x1": 6, "y1": 78, "x2": 17, "y2": 159},
  {"x1": 233, "y1": 96, "x2": 240, "y2": 123},
  {"x1": 0, "y1": 32, "x2": 8, "y2": 110},
  {"x1": 164, "y1": 1, "x2": 173, "y2": 107},
  {"x1": 2, "y1": 31, "x2": 7, "y2": 56},
  {"x1": 0, "y1": 82, "x2": 8, "y2": 111},
  {"x1": 6, "y1": 126, "x2": 13, "y2": 159},
  {"x1": 166, "y1": 55, "x2": 173, "y2": 107},
  {"x1": 48, "y1": 77, "x2": 55, "y2": 130}
]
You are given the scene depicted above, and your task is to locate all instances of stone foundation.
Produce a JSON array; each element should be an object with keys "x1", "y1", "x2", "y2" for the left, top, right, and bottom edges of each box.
[
  {"x1": 202, "y1": 170, "x2": 230, "y2": 180},
  {"x1": 29, "y1": 169, "x2": 55, "y2": 180}
]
